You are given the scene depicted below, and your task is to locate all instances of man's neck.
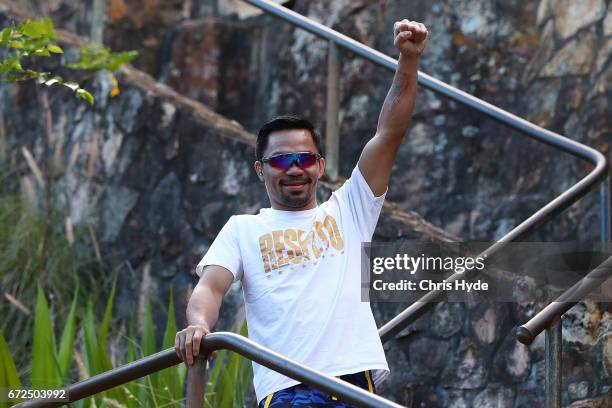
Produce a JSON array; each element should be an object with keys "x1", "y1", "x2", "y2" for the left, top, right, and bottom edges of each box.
[{"x1": 270, "y1": 201, "x2": 318, "y2": 211}]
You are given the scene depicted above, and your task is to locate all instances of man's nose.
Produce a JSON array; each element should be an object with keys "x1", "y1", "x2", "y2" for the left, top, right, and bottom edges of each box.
[{"x1": 285, "y1": 161, "x2": 304, "y2": 175}]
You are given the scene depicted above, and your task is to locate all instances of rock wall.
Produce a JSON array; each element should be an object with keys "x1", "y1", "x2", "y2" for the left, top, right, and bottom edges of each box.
[
  {"x1": 144, "y1": 0, "x2": 611, "y2": 242},
  {"x1": 1, "y1": 0, "x2": 611, "y2": 406}
]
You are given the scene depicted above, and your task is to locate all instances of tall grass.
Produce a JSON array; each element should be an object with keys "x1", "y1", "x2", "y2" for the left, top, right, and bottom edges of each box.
[
  {"x1": 0, "y1": 283, "x2": 253, "y2": 407},
  {"x1": 207, "y1": 316, "x2": 252, "y2": 408},
  {"x1": 0, "y1": 178, "x2": 111, "y2": 371}
]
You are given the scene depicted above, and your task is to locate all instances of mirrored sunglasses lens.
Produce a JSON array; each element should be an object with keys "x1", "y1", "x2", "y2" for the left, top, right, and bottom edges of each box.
[
  {"x1": 268, "y1": 153, "x2": 317, "y2": 170},
  {"x1": 268, "y1": 154, "x2": 294, "y2": 170},
  {"x1": 299, "y1": 153, "x2": 317, "y2": 167}
]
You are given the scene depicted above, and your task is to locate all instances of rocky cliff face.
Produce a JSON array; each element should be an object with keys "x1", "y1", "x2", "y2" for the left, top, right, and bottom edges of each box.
[
  {"x1": 147, "y1": 0, "x2": 611, "y2": 243},
  {"x1": 1, "y1": 0, "x2": 610, "y2": 406}
]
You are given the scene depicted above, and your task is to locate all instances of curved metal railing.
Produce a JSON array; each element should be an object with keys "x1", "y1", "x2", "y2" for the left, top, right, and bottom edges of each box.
[
  {"x1": 516, "y1": 255, "x2": 612, "y2": 346},
  {"x1": 13, "y1": 332, "x2": 402, "y2": 408},
  {"x1": 513, "y1": 255, "x2": 612, "y2": 407}
]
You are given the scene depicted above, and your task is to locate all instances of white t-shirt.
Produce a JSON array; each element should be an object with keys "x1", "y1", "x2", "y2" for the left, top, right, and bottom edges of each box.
[{"x1": 196, "y1": 165, "x2": 390, "y2": 403}]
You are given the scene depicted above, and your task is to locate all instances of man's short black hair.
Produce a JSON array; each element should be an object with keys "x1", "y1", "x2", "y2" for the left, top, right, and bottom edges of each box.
[{"x1": 255, "y1": 114, "x2": 323, "y2": 160}]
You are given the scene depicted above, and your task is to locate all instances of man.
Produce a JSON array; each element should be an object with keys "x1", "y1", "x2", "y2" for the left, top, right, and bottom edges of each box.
[{"x1": 176, "y1": 19, "x2": 428, "y2": 407}]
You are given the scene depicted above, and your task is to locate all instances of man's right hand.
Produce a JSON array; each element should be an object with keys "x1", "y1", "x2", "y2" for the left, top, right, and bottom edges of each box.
[
  {"x1": 175, "y1": 324, "x2": 211, "y2": 365},
  {"x1": 176, "y1": 265, "x2": 234, "y2": 365}
]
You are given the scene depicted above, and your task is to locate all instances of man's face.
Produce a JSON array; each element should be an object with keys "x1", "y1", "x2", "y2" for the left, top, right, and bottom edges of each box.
[{"x1": 254, "y1": 129, "x2": 325, "y2": 211}]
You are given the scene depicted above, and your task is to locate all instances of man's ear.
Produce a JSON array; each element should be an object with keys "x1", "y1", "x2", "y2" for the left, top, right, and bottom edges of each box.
[
  {"x1": 254, "y1": 161, "x2": 264, "y2": 182},
  {"x1": 318, "y1": 157, "x2": 326, "y2": 179}
]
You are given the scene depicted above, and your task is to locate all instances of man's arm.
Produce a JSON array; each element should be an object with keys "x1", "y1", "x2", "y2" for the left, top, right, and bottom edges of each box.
[
  {"x1": 358, "y1": 20, "x2": 428, "y2": 196},
  {"x1": 174, "y1": 265, "x2": 233, "y2": 365}
]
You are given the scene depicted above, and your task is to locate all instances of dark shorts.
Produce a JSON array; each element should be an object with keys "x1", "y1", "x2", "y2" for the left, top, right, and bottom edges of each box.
[{"x1": 258, "y1": 370, "x2": 377, "y2": 408}]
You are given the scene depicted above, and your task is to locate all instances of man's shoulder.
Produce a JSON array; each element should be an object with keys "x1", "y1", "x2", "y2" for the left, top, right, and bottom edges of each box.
[
  {"x1": 224, "y1": 212, "x2": 268, "y2": 228},
  {"x1": 333, "y1": 165, "x2": 385, "y2": 202},
  {"x1": 226, "y1": 213, "x2": 260, "y2": 224},
  {"x1": 233, "y1": 213, "x2": 257, "y2": 220}
]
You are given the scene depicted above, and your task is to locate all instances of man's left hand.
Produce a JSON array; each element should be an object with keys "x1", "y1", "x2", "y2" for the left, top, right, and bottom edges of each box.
[{"x1": 393, "y1": 20, "x2": 428, "y2": 58}]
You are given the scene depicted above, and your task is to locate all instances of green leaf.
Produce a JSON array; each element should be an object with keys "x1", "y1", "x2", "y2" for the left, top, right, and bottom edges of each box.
[
  {"x1": 8, "y1": 40, "x2": 23, "y2": 49},
  {"x1": 47, "y1": 44, "x2": 63, "y2": 54},
  {"x1": 83, "y1": 298, "x2": 100, "y2": 375},
  {"x1": 141, "y1": 298, "x2": 156, "y2": 357},
  {"x1": 68, "y1": 43, "x2": 138, "y2": 72},
  {"x1": 124, "y1": 321, "x2": 139, "y2": 408},
  {"x1": 127, "y1": 320, "x2": 137, "y2": 363},
  {"x1": 57, "y1": 286, "x2": 78, "y2": 382},
  {"x1": 89, "y1": 283, "x2": 128, "y2": 408},
  {"x1": 0, "y1": 28, "x2": 11, "y2": 46},
  {"x1": 33, "y1": 48, "x2": 51, "y2": 57},
  {"x1": 106, "y1": 50, "x2": 139, "y2": 71},
  {"x1": 0, "y1": 329, "x2": 22, "y2": 389},
  {"x1": 43, "y1": 16, "x2": 55, "y2": 34},
  {"x1": 160, "y1": 291, "x2": 183, "y2": 402},
  {"x1": 208, "y1": 314, "x2": 252, "y2": 408},
  {"x1": 218, "y1": 351, "x2": 241, "y2": 407},
  {"x1": 178, "y1": 362, "x2": 187, "y2": 396},
  {"x1": 141, "y1": 297, "x2": 159, "y2": 405},
  {"x1": 162, "y1": 291, "x2": 177, "y2": 349},
  {"x1": 82, "y1": 299, "x2": 107, "y2": 407},
  {"x1": 19, "y1": 18, "x2": 55, "y2": 40},
  {"x1": 76, "y1": 89, "x2": 94, "y2": 106},
  {"x1": 0, "y1": 329, "x2": 22, "y2": 407},
  {"x1": 9, "y1": 69, "x2": 40, "y2": 82},
  {"x1": 99, "y1": 276, "x2": 117, "y2": 350},
  {"x1": 0, "y1": 61, "x2": 9, "y2": 74},
  {"x1": 31, "y1": 285, "x2": 62, "y2": 388},
  {"x1": 207, "y1": 349, "x2": 226, "y2": 386},
  {"x1": 11, "y1": 60, "x2": 24, "y2": 72},
  {"x1": 62, "y1": 82, "x2": 79, "y2": 91},
  {"x1": 44, "y1": 76, "x2": 62, "y2": 87},
  {"x1": 0, "y1": 359, "x2": 5, "y2": 408}
]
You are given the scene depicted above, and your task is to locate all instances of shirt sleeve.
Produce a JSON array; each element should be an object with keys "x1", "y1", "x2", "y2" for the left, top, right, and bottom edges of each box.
[
  {"x1": 332, "y1": 165, "x2": 387, "y2": 241},
  {"x1": 195, "y1": 215, "x2": 244, "y2": 282}
]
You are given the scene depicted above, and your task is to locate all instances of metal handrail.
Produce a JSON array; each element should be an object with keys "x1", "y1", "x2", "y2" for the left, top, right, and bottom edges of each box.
[
  {"x1": 514, "y1": 255, "x2": 612, "y2": 407},
  {"x1": 516, "y1": 255, "x2": 612, "y2": 345},
  {"x1": 14, "y1": 332, "x2": 402, "y2": 408},
  {"x1": 243, "y1": 0, "x2": 609, "y2": 342}
]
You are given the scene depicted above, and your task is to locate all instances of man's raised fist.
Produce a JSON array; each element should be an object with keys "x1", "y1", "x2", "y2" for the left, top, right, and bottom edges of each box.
[{"x1": 393, "y1": 19, "x2": 428, "y2": 57}]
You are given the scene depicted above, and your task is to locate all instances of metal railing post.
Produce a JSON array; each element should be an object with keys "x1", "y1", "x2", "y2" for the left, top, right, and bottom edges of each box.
[
  {"x1": 545, "y1": 316, "x2": 562, "y2": 408},
  {"x1": 325, "y1": 40, "x2": 340, "y2": 181},
  {"x1": 601, "y1": 177, "x2": 611, "y2": 243},
  {"x1": 186, "y1": 356, "x2": 207, "y2": 408}
]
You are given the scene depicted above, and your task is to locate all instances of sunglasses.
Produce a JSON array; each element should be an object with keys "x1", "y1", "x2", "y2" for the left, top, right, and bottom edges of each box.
[{"x1": 260, "y1": 152, "x2": 322, "y2": 171}]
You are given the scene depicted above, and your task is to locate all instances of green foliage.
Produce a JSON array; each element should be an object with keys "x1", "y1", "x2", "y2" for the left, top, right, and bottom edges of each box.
[
  {"x1": 31, "y1": 284, "x2": 61, "y2": 389},
  {"x1": 57, "y1": 288, "x2": 78, "y2": 383},
  {"x1": 0, "y1": 185, "x2": 98, "y2": 371},
  {"x1": 79, "y1": 291, "x2": 188, "y2": 408},
  {"x1": 0, "y1": 286, "x2": 78, "y2": 405},
  {"x1": 0, "y1": 17, "x2": 58, "y2": 81},
  {"x1": 0, "y1": 17, "x2": 94, "y2": 104},
  {"x1": 1, "y1": 280, "x2": 253, "y2": 407},
  {"x1": 160, "y1": 291, "x2": 187, "y2": 402},
  {"x1": 207, "y1": 317, "x2": 253, "y2": 408},
  {"x1": 0, "y1": 329, "x2": 22, "y2": 408},
  {"x1": 81, "y1": 279, "x2": 128, "y2": 407},
  {"x1": 68, "y1": 43, "x2": 137, "y2": 72},
  {"x1": 140, "y1": 298, "x2": 160, "y2": 406},
  {"x1": 0, "y1": 17, "x2": 137, "y2": 104}
]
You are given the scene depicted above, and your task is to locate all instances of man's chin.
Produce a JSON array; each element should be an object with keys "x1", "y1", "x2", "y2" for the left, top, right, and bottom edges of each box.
[{"x1": 280, "y1": 193, "x2": 313, "y2": 209}]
